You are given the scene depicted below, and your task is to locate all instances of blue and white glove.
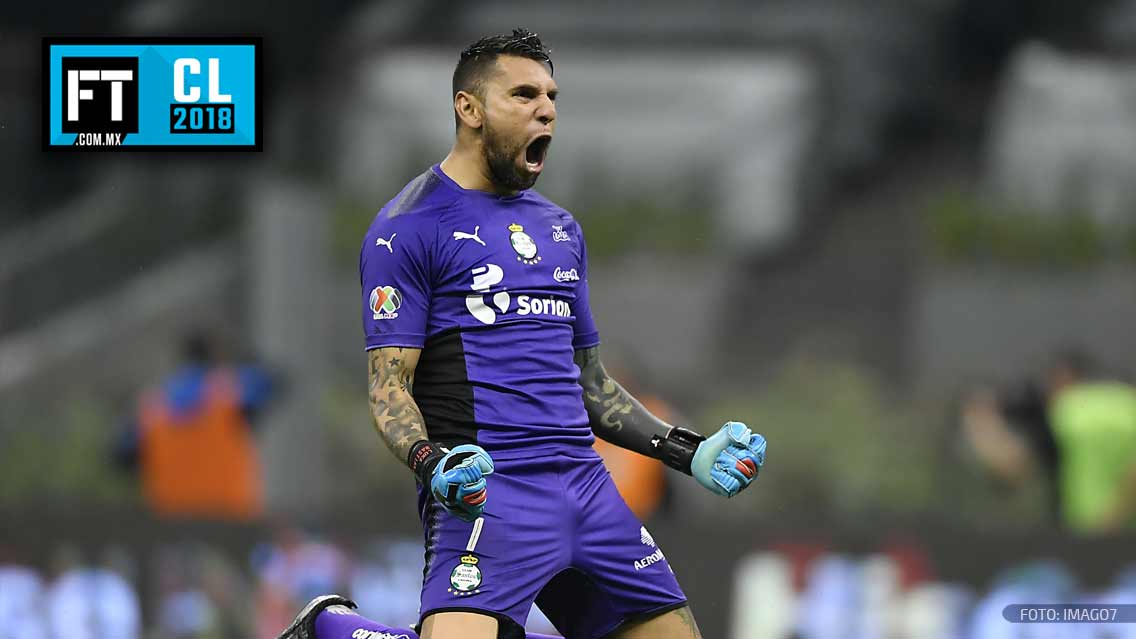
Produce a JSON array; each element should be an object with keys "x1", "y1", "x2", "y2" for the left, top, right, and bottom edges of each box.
[
  {"x1": 690, "y1": 421, "x2": 766, "y2": 497},
  {"x1": 409, "y1": 442, "x2": 495, "y2": 522}
]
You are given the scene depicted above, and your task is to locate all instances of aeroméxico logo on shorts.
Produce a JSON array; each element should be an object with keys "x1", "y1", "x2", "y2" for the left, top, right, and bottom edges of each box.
[{"x1": 43, "y1": 37, "x2": 261, "y2": 150}]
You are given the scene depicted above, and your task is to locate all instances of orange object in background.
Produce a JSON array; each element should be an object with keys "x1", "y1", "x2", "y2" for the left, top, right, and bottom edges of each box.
[
  {"x1": 139, "y1": 369, "x2": 264, "y2": 521},
  {"x1": 593, "y1": 395, "x2": 672, "y2": 520}
]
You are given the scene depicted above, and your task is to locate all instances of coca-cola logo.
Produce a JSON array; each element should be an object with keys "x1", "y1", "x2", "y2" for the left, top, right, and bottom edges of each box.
[{"x1": 553, "y1": 267, "x2": 579, "y2": 283}]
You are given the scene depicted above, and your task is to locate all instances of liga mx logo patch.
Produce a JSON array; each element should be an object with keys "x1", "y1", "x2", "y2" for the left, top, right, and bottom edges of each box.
[
  {"x1": 370, "y1": 285, "x2": 402, "y2": 320},
  {"x1": 43, "y1": 37, "x2": 261, "y2": 150}
]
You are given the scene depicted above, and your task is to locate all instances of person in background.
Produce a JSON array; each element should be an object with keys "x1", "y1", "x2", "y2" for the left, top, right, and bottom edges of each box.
[
  {"x1": 967, "y1": 561, "x2": 1075, "y2": 639},
  {"x1": 199, "y1": 545, "x2": 254, "y2": 639},
  {"x1": 253, "y1": 523, "x2": 349, "y2": 639},
  {"x1": 153, "y1": 542, "x2": 250, "y2": 639},
  {"x1": 114, "y1": 330, "x2": 275, "y2": 521},
  {"x1": 45, "y1": 545, "x2": 141, "y2": 639},
  {"x1": 154, "y1": 544, "x2": 217, "y2": 639},
  {"x1": 0, "y1": 544, "x2": 48, "y2": 639},
  {"x1": 963, "y1": 349, "x2": 1136, "y2": 533}
]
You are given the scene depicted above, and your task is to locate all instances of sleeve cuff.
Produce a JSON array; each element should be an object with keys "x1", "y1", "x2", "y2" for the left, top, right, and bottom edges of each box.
[
  {"x1": 365, "y1": 333, "x2": 426, "y2": 350},
  {"x1": 572, "y1": 332, "x2": 601, "y2": 349}
]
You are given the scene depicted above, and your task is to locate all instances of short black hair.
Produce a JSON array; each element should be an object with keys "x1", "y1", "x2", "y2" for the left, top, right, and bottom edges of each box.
[{"x1": 452, "y1": 28, "x2": 553, "y2": 124}]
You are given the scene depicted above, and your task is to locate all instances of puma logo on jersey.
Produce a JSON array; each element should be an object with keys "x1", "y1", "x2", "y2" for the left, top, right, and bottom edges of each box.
[
  {"x1": 375, "y1": 233, "x2": 397, "y2": 253},
  {"x1": 453, "y1": 226, "x2": 486, "y2": 246}
]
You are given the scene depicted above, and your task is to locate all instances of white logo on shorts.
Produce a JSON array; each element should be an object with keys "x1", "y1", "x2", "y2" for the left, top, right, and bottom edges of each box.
[
  {"x1": 640, "y1": 526, "x2": 656, "y2": 547},
  {"x1": 634, "y1": 548, "x2": 666, "y2": 571},
  {"x1": 352, "y1": 630, "x2": 410, "y2": 639}
]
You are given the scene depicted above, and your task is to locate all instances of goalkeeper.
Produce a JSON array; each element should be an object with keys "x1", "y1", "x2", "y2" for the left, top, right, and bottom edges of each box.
[{"x1": 341, "y1": 28, "x2": 768, "y2": 639}]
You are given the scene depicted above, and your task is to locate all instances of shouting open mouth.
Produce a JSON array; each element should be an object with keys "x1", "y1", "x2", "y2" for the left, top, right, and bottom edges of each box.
[{"x1": 524, "y1": 134, "x2": 552, "y2": 173}]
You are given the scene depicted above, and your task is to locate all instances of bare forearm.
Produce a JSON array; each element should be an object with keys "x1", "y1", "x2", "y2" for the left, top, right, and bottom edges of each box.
[
  {"x1": 368, "y1": 347, "x2": 428, "y2": 466},
  {"x1": 574, "y1": 346, "x2": 673, "y2": 457},
  {"x1": 961, "y1": 393, "x2": 1032, "y2": 485}
]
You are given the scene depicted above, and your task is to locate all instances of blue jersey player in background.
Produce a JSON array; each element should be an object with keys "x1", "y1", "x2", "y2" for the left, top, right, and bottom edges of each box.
[{"x1": 279, "y1": 28, "x2": 767, "y2": 639}]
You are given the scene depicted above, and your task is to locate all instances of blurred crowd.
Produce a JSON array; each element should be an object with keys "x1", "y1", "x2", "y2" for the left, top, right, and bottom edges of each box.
[
  {"x1": 4, "y1": 534, "x2": 1136, "y2": 639},
  {"x1": 0, "y1": 545, "x2": 140, "y2": 639},
  {"x1": 734, "y1": 549, "x2": 1136, "y2": 639},
  {"x1": 0, "y1": 527, "x2": 559, "y2": 639}
]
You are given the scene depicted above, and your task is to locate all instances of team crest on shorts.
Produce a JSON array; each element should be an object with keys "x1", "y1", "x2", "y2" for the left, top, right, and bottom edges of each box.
[
  {"x1": 508, "y1": 223, "x2": 541, "y2": 265},
  {"x1": 448, "y1": 554, "x2": 482, "y2": 596}
]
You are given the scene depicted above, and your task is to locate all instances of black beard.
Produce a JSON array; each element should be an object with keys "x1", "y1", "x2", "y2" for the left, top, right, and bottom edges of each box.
[{"x1": 483, "y1": 123, "x2": 538, "y2": 193}]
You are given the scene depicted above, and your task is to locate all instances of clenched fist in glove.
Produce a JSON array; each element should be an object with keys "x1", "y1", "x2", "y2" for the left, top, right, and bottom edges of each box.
[
  {"x1": 409, "y1": 441, "x2": 495, "y2": 521},
  {"x1": 651, "y1": 421, "x2": 767, "y2": 498}
]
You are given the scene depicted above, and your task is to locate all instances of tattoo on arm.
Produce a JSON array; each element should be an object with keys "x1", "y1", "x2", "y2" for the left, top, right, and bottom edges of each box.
[
  {"x1": 574, "y1": 346, "x2": 674, "y2": 457},
  {"x1": 368, "y1": 347, "x2": 428, "y2": 467},
  {"x1": 674, "y1": 606, "x2": 702, "y2": 638},
  {"x1": 623, "y1": 605, "x2": 702, "y2": 638}
]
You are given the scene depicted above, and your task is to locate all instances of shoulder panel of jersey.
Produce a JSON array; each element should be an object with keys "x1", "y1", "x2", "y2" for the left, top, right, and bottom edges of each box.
[
  {"x1": 360, "y1": 168, "x2": 463, "y2": 351},
  {"x1": 520, "y1": 188, "x2": 578, "y2": 227},
  {"x1": 374, "y1": 167, "x2": 463, "y2": 227}
]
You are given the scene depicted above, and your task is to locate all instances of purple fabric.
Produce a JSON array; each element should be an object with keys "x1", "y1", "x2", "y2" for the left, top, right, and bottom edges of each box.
[
  {"x1": 416, "y1": 454, "x2": 686, "y2": 639},
  {"x1": 314, "y1": 606, "x2": 417, "y2": 638},
  {"x1": 359, "y1": 165, "x2": 600, "y2": 459},
  {"x1": 313, "y1": 606, "x2": 566, "y2": 639}
]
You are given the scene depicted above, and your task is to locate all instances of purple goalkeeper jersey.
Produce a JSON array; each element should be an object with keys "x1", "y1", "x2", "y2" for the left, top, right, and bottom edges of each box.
[{"x1": 360, "y1": 165, "x2": 601, "y2": 459}]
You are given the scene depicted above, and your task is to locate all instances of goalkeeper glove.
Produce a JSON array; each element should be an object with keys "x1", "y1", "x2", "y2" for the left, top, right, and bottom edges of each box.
[
  {"x1": 409, "y1": 441, "x2": 495, "y2": 522},
  {"x1": 652, "y1": 421, "x2": 766, "y2": 498}
]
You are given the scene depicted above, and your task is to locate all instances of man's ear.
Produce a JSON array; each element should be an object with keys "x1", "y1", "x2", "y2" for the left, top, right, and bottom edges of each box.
[{"x1": 454, "y1": 90, "x2": 484, "y2": 130}]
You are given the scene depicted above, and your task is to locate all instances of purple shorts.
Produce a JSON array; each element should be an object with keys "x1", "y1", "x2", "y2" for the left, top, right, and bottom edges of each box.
[{"x1": 416, "y1": 451, "x2": 687, "y2": 639}]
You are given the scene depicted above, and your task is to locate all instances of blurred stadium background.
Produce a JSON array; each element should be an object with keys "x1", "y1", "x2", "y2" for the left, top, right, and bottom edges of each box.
[{"x1": 4, "y1": 1, "x2": 1136, "y2": 637}]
